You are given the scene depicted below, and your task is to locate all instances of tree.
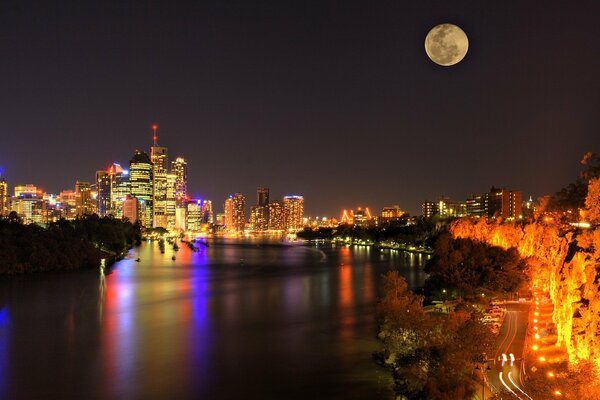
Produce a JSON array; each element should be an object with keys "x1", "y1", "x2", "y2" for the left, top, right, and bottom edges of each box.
[{"x1": 583, "y1": 177, "x2": 600, "y2": 224}]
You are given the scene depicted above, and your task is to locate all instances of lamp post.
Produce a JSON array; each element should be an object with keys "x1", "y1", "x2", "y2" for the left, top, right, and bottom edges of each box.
[{"x1": 474, "y1": 362, "x2": 492, "y2": 400}]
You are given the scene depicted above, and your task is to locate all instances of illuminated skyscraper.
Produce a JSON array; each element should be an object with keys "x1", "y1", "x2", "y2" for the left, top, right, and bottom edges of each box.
[
  {"x1": 75, "y1": 181, "x2": 94, "y2": 217},
  {"x1": 165, "y1": 172, "x2": 177, "y2": 229},
  {"x1": 250, "y1": 205, "x2": 268, "y2": 231},
  {"x1": 187, "y1": 200, "x2": 203, "y2": 231},
  {"x1": 150, "y1": 126, "x2": 169, "y2": 228},
  {"x1": 268, "y1": 200, "x2": 284, "y2": 231},
  {"x1": 283, "y1": 195, "x2": 304, "y2": 232},
  {"x1": 122, "y1": 195, "x2": 140, "y2": 223},
  {"x1": 224, "y1": 193, "x2": 245, "y2": 233},
  {"x1": 96, "y1": 164, "x2": 130, "y2": 218},
  {"x1": 201, "y1": 200, "x2": 213, "y2": 224},
  {"x1": 172, "y1": 157, "x2": 188, "y2": 204},
  {"x1": 0, "y1": 177, "x2": 8, "y2": 216},
  {"x1": 96, "y1": 170, "x2": 111, "y2": 216},
  {"x1": 129, "y1": 150, "x2": 153, "y2": 228}
]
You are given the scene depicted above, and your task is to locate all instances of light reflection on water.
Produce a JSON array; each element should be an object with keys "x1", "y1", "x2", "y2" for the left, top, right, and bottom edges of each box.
[{"x1": 0, "y1": 241, "x2": 428, "y2": 399}]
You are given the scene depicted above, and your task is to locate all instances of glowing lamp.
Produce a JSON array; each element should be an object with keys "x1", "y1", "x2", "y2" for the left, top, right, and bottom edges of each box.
[
  {"x1": 548, "y1": 372, "x2": 555, "y2": 378},
  {"x1": 535, "y1": 333, "x2": 540, "y2": 340},
  {"x1": 539, "y1": 356, "x2": 546, "y2": 362},
  {"x1": 554, "y1": 390, "x2": 562, "y2": 396},
  {"x1": 532, "y1": 345, "x2": 539, "y2": 351}
]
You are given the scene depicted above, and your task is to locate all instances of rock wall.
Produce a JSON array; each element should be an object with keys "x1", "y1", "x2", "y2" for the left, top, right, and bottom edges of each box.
[{"x1": 450, "y1": 218, "x2": 600, "y2": 368}]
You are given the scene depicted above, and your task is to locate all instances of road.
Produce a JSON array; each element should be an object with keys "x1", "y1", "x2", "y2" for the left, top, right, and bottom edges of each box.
[{"x1": 486, "y1": 303, "x2": 534, "y2": 399}]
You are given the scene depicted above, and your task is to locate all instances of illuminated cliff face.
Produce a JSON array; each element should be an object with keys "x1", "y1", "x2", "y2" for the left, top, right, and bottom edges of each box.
[{"x1": 450, "y1": 219, "x2": 600, "y2": 368}]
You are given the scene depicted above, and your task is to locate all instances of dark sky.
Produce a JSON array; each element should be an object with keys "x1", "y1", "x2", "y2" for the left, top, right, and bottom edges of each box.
[{"x1": 1, "y1": 1, "x2": 600, "y2": 216}]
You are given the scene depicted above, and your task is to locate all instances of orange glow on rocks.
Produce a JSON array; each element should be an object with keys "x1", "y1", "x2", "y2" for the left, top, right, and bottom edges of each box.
[{"x1": 450, "y1": 218, "x2": 600, "y2": 370}]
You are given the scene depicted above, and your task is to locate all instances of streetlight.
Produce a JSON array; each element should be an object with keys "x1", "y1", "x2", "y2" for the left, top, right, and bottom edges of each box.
[{"x1": 474, "y1": 362, "x2": 492, "y2": 400}]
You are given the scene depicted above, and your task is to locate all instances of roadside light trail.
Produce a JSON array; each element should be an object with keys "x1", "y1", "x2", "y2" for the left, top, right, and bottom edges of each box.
[{"x1": 488, "y1": 307, "x2": 535, "y2": 400}]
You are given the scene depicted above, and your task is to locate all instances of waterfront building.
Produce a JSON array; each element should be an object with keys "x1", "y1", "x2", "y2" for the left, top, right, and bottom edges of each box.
[
  {"x1": 172, "y1": 157, "x2": 188, "y2": 206},
  {"x1": 151, "y1": 128, "x2": 169, "y2": 228},
  {"x1": 341, "y1": 207, "x2": 372, "y2": 226},
  {"x1": 122, "y1": 195, "x2": 140, "y2": 223},
  {"x1": 283, "y1": 195, "x2": 304, "y2": 232},
  {"x1": 422, "y1": 198, "x2": 466, "y2": 218},
  {"x1": 268, "y1": 201, "x2": 284, "y2": 231},
  {"x1": 166, "y1": 173, "x2": 177, "y2": 229},
  {"x1": 96, "y1": 164, "x2": 130, "y2": 218},
  {"x1": 129, "y1": 150, "x2": 153, "y2": 228},
  {"x1": 225, "y1": 193, "x2": 245, "y2": 233},
  {"x1": 201, "y1": 200, "x2": 213, "y2": 224},
  {"x1": 0, "y1": 177, "x2": 9, "y2": 216},
  {"x1": 187, "y1": 200, "x2": 203, "y2": 231},
  {"x1": 380, "y1": 205, "x2": 405, "y2": 222},
  {"x1": 250, "y1": 205, "x2": 268, "y2": 231}
]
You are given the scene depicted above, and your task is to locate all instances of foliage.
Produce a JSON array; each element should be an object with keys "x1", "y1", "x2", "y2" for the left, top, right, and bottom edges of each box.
[
  {"x1": 551, "y1": 152, "x2": 600, "y2": 212},
  {"x1": 424, "y1": 233, "x2": 528, "y2": 300},
  {"x1": 583, "y1": 177, "x2": 600, "y2": 224},
  {"x1": 376, "y1": 272, "x2": 494, "y2": 399},
  {"x1": 524, "y1": 361, "x2": 600, "y2": 400},
  {"x1": 296, "y1": 227, "x2": 334, "y2": 240},
  {"x1": 0, "y1": 214, "x2": 140, "y2": 274}
]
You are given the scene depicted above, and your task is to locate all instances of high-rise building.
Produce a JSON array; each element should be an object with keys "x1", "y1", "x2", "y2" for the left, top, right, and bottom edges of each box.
[
  {"x1": 96, "y1": 170, "x2": 111, "y2": 216},
  {"x1": 257, "y1": 187, "x2": 269, "y2": 206},
  {"x1": 268, "y1": 201, "x2": 284, "y2": 231},
  {"x1": 466, "y1": 194, "x2": 486, "y2": 217},
  {"x1": 172, "y1": 157, "x2": 188, "y2": 205},
  {"x1": 201, "y1": 200, "x2": 213, "y2": 224},
  {"x1": 165, "y1": 173, "x2": 177, "y2": 229},
  {"x1": 75, "y1": 181, "x2": 94, "y2": 217},
  {"x1": 0, "y1": 177, "x2": 8, "y2": 216},
  {"x1": 224, "y1": 193, "x2": 245, "y2": 233},
  {"x1": 59, "y1": 189, "x2": 77, "y2": 220},
  {"x1": 14, "y1": 184, "x2": 39, "y2": 197},
  {"x1": 129, "y1": 150, "x2": 153, "y2": 228},
  {"x1": 422, "y1": 198, "x2": 465, "y2": 218},
  {"x1": 250, "y1": 205, "x2": 268, "y2": 231},
  {"x1": 486, "y1": 187, "x2": 522, "y2": 219},
  {"x1": 283, "y1": 195, "x2": 304, "y2": 232},
  {"x1": 187, "y1": 200, "x2": 203, "y2": 232},
  {"x1": 150, "y1": 127, "x2": 169, "y2": 228},
  {"x1": 122, "y1": 195, "x2": 140, "y2": 223}
]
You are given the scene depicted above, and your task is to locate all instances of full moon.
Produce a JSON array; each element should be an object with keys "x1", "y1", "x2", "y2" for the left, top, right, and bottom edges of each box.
[{"x1": 424, "y1": 23, "x2": 469, "y2": 66}]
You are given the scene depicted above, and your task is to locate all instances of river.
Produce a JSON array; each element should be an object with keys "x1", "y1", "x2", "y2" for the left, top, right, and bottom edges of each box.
[{"x1": 0, "y1": 240, "x2": 428, "y2": 399}]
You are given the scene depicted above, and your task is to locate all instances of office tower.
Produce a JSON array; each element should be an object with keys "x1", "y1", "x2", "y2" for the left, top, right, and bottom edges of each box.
[
  {"x1": 96, "y1": 170, "x2": 111, "y2": 216},
  {"x1": 380, "y1": 205, "x2": 405, "y2": 222},
  {"x1": 224, "y1": 193, "x2": 245, "y2": 233},
  {"x1": 59, "y1": 190, "x2": 77, "y2": 220},
  {"x1": 466, "y1": 194, "x2": 486, "y2": 217},
  {"x1": 14, "y1": 184, "x2": 38, "y2": 197},
  {"x1": 268, "y1": 201, "x2": 284, "y2": 231},
  {"x1": 0, "y1": 177, "x2": 8, "y2": 216},
  {"x1": 150, "y1": 126, "x2": 169, "y2": 228},
  {"x1": 201, "y1": 200, "x2": 213, "y2": 224},
  {"x1": 187, "y1": 200, "x2": 203, "y2": 231},
  {"x1": 257, "y1": 187, "x2": 269, "y2": 206},
  {"x1": 486, "y1": 187, "x2": 523, "y2": 219},
  {"x1": 122, "y1": 195, "x2": 140, "y2": 223},
  {"x1": 421, "y1": 197, "x2": 466, "y2": 218},
  {"x1": 283, "y1": 195, "x2": 304, "y2": 232},
  {"x1": 172, "y1": 157, "x2": 188, "y2": 205},
  {"x1": 224, "y1": 197, "x2": 234, "y2": 230},
  {"x1": 75, "y1": 181, "x2": 94, "y2": 217},
  {"x1": 250, "y1": 205, "x2": 268, "y2": 231},
  {"x1": 129, "y1": 150, "x2": 153, "y2": 228},
  {"x1": 165, "y1": 173, "x2": 177, "y2": 229}
]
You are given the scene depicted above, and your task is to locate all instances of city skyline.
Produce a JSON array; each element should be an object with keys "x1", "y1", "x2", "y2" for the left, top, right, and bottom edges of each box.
[{"x1": 2, "y1": 2, "x2": 599, "y2": 216}]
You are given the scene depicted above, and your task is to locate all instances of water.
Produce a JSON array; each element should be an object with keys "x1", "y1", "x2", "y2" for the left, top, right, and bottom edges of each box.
[{"x1": 0, "y1": 240, "x2": 428, "y2": 399}]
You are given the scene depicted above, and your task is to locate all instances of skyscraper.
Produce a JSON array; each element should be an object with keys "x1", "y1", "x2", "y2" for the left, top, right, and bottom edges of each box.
[
  {"x1": 122, "y1": 195, "x2": 140, "y2": 223},
  {"x1": 150, "y1": 126, "x2": 169, "y2": 228},
  {"x1": 0, "y1": 177, "x2": 8, "y2": 216},
  {"x1": 96, "y1": 170, "x2": 111, "y2": 216},
  {"x1": 129, "y1": 150, "x2": 153, "y2": 228},
  {"x1": 224, "y1": 193, "x2": 245, "y2": 233},
  {"x1": 172, "y1": 157, "x2": 188, "y2": 205},
  {"x1": 75, "y1": 181, "x2": 94, "y2": 217},
  {"x1": 283, "y1": 195, "x2": 304, "y2": 232},
  {"x1": 268, "y1": 200, "x2": 284, "y2": 231}
]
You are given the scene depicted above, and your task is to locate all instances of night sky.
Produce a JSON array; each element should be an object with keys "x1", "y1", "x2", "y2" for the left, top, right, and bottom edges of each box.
[{"x1": 1, "y1": 1, "x2": 599, "y2": 216}]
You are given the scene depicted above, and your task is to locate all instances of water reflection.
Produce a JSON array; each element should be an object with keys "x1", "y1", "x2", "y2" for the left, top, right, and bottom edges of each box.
[{"x1": 0, "y1": 241, "x2": 428, "y2": 399}]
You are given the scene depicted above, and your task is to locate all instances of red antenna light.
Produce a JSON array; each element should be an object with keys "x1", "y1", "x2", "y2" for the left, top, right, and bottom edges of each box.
[{"x1": 152, "y1": 124, "x2": 158, "y2": 146}]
